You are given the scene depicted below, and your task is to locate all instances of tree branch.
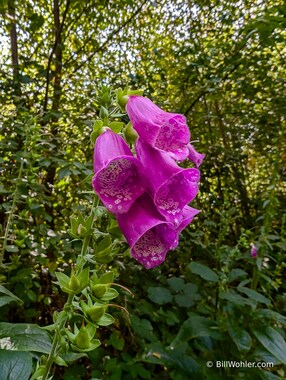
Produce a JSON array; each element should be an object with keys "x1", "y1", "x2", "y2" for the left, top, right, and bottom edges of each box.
[
  {"x1": 68, "y1": 0, "x2": 148, "y2": 78},
  {"x1": 8, "y1": 0, "x2": 20, "y2": 95},
  {"x1": 184, "y1": 36, "x2": 260, "y2": 115},
  {"x1": 43, "y1": 0, "x2": 70, "y2": 112}
]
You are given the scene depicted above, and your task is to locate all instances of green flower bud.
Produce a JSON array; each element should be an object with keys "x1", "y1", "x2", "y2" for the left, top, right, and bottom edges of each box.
[
  {"x1": 68, "y1": 275, "x2": 81, "y2": 292},
  {"x1": 86, "y1": 305, "x2": 106, "y2": 323},
  {"x1": 118, "y1": 95, "x2": 129, "y2": 108},
  {"x1": 75, "y1": 326, "x2": 91, "y2": 349},
  {"x1": 123, "y1": 122, "x2": 138, "y2": 145},
  {"x1": 92, "y1": 284, "x2": 108, "y2": 299}
]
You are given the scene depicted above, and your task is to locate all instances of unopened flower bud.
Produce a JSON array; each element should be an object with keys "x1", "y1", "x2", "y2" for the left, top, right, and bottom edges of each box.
[
  {"x1": 86, "y1": 305, "x2": 106, "y2": 322},
  {"x1": 75, "y1": 326, "x2": 91, "y2": 349},
  {"x1": 118, "y1": 95, "x2": 129, "y2": 108},
  {"x1": 92, "y1": 284, "x2": 108, "y2": 298},
  {"x1": 123, "y1": 122, "x2": 138, "y2": 145},
  {"x1": 250, "y1": 243, "x2": 258, "y2": 258},
  {"x1": 68, "y1": 274, "x2": 81, "y2": 292}
]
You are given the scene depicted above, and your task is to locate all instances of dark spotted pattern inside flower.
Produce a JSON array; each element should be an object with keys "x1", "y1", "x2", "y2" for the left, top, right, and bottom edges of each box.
[
  {"x1": 155, "y1": 169, "x2": 199, "y2": 223},
  {"x1": 132, "y1": 227, "x2": 169, "y2": 269},
  {"x1": 96, "y1": 158, "x2": 144, "y2": 213},
  {"x1": 155, "y1": 117, "x2": 189, "y2": 154}
]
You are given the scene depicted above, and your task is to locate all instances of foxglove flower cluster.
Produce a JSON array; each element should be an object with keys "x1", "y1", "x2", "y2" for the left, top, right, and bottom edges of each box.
[{"x1": 92, "y1": 96, "x2": 205, "y2": 269}]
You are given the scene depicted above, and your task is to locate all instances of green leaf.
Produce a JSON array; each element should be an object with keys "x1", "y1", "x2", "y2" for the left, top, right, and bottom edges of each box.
[
  {"x1": 0, "y1": 296, "x2": 17, "y2": 308},
  {"x1": 109, "y1": 331, "x2": 124, "y2": 350},
  {"x1": 0, "y1": 323, "x2": 52, "y2": 353},
  {"x1": 130, "y1": 316, "x2": 156, "y2": 342},
  {"x1": 143, "y1": 343, "x2": 199, "y2": 375},
  {"x1": 5, "y1": 245, "x2": 19, "y2": 253},
  {"x1": 237, "y1": 286, "x2": 271, "y2": 305},
  {"x1": 174, "y1": 283, "x2": 200, "y2": 308},
  {"x1": 228, "y1": 268, "x2": 248, "y2": 282},
  {"x1": 147, "y1": 287, "x2": 172, "y2": 305},
  {"x1": 61, "y1": 351, "x2": 88, "y2": 364},
  {"x1": 252, "y1": 326, "x2": 286, "y2": 364},
  {"x1": 254, "y1": 309, "x2": 286, "y2": 325},
  {"x1": 227, "y1": 324, "x2": 252, "y2": 353},
  {"x1": 0, "y1": 350, "x2": 32, "y2": 380},
  {"x1": 0, "y1": 284, "x2": 23, "y2": 307},
  {"x1": 188, "y1": 262, "x2": 218, "y2": 282},
  {"x1": 167, "y1": 277, "x2": 185, "y2": 292},
  {"x1": 219, "y1": 290, "x2": 257, "y2": 308},
  {"x1": 251, "y1": 348, "x2": 280, "y2": 366},
  {"x1": 171, "y1": 315, "x2": 219, "y2": 347}
]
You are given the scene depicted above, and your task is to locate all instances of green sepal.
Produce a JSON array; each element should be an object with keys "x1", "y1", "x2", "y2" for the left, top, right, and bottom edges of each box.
[
  {"x1": 127, "y1": 89, "x2": 144, "y2": 96},
  {"x1": 74, "y1": 325, "x2": 92, "y2": 349},
  {"x1": 109, "y1": 121, "x2": 124, "y2": 133},
  {"x1": 77, "y1": 267, "x2": 90, "y2": 291},
  {"x1": 86, "y1": 305, "x2": 107, "y2": 323},
  {"x1": 96, "y1": 313, "x2": 115, "y2": 326},
  {"x1": 101, "y1": 288, "x2": 119, "y2": 301},
  {"x1": 90, "y1": 120, "x2": 104, "y2": 144},
  {"x1": 54, "y1": 355, "x2": 68, "y2": 367},
  {"x1": 55, "y1": 267, "x2": 89, "y2": 295},
  {"x1": 92, "y1": 284, "x2": 108, "y2": 298},
  {"x1": 68, "y1": 275, "x2": 81, "y2": 292},
  {"x1": 55, "y1": 272, "x2": 72, "y2": 294},
  {"x1": 30, "y1": 365, "x2": 46, "y2": 380},
  {"x1": 99, "y1": 106, "x2": 109, "y2": 119},
  {"x1": 94, "y1": 236, "x2": 115, "y2": 263},
  {"x1": 95, "y1": 271, "x2": 115, "y2": 285},
  {"x1": 123, "y1": 122, "x2": 138, "y2": 144},
  {"x1": 71, "y1": 339, "x2": 101, "y2": 352}
]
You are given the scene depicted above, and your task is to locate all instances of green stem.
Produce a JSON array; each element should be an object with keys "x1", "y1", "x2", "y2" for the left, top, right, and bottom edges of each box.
[
  {"x1": 42, "y1": 294, "x2": 74, "y2": 380},
  {"x1": 41, "y1": 196, "x2": 98, "y2": 379},
  {"x1": 0, "y1": 159, "x2": 24, "y2": 268},
  {"x1": 251, "y1": 265, "x2": 259, "y2": 291}
]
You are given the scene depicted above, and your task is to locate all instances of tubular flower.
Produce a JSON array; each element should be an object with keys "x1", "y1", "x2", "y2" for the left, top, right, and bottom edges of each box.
[
  {"x1": 250, "y1": 243, "x2": 258, "y2": 258},
  {"x1": 187, "y1": 143, "x2": 205, "y2": 168},
  {"x1": 170, "y1": 206, "x2": 200, "y2": 249},
  {"x1": 135, "y1": 139, "x2": 200, "y2": 225},
  {"x1": 92, "y1": 129, "x2": 146, "y2": 214},
  {"x1": 117, "y1": 193, "x2": 178, "y2": 269},
  {"x1": 126, "y1": 96, "x2": 190, "y2": 160}
]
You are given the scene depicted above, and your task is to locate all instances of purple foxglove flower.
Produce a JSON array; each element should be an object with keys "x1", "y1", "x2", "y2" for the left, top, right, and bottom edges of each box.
[
  {"x1": 136, "y1": 139, "x2": 200, "y2": 225},
  {"x1": 92, "y1": 129, "x2": 146, "y2": 214},
  {"x1": 250, "y1": 243, "x2": 258, "y2": 258},
  {"x1": 170, "y1": 206, "x2": 200, "y2": 249},
  {"x1": 117, "y1": 193, "x2": 178, "y2": 269},
  {"x1": 187, "y1": 143, "x2": 205, "y2": 168},
  {"x1": 126, "y1": 96, "x2": 190, "y2": 160}
]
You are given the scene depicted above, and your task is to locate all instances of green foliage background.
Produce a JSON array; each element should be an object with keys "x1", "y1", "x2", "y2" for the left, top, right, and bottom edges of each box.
[{"x1": 0, "y1": 0, "x2": 285, "y2": 379}]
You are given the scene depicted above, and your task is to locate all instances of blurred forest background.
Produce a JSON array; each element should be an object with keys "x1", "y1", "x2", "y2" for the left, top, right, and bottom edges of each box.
[{"x1": 0, "y1": 0, "x2": 286, "y2": 379}]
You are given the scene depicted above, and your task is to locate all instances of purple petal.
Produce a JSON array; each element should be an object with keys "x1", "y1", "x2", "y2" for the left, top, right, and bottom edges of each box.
[
  {"x1": 117, "y1": 193, "x2": 178, "y2": 269},
  {"x1": 170, "y1": 206, "x2": 200, "y2": 250},
  {"x1": 126, "y1": 96, "x2": 190, "y2": 160},
  {"x1": 187, "y1": 143, "x2": 205, "y2": 168},
  {"x1": 136, "y1": 139, "x2": 200, "y2": 224},
  {"x1": 92, "y1": 129, "x2": 146, "y2": 214}
]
